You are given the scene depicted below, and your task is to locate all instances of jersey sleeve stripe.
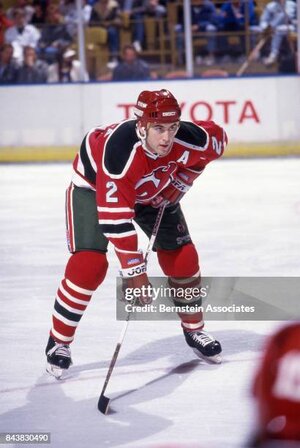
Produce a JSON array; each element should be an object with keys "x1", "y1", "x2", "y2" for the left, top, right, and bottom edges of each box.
[
  {"x1": 97, "y1": 206, "x2": 134, "y2": 213},
  {"x1": 99, "y1": 222, "x2": 135, "y2": 235},
  {"x1": 104, "y1": 230, "x2": 137, "y2": 238},
  {"x1": 99, "y1": 219, "x2": 132, "y2": 225}
]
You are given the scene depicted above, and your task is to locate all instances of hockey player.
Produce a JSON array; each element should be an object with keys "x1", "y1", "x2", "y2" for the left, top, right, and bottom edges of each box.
[
  {"x1": 249, "y1": 322, "x2": 300, "y2": 447},
  {"x1": 45, "y1": 89, "x2": 228, "y2": 378}
]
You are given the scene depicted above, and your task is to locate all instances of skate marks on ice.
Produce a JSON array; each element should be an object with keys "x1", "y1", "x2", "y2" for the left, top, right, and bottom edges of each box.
[
  {"x1": 66, "y1": 327, "x2": 264, "y2": 379},
  {"x1": 106, "y1": 359, "x2": 202, "y2": 415},
  {"x1": 0, "y1": 377, "x2": 172, "y2": 448},
  {"x1": 96, "y1": 327, "x2": 264, "y2": 414},
  {"x1": 0, "y1": 357, "x2": 196, "y2": 446},
  {"x1": 0, "y1": 329, "x2": 263, "y2": 448}
]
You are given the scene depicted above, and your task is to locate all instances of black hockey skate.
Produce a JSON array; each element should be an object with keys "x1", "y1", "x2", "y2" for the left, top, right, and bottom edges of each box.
[
  {"x1": 184, "y1": 329, "x2": 222, "y2": 364},
  {"x1": 45, "y1": 335, "x2": 73, "y2": 379}
]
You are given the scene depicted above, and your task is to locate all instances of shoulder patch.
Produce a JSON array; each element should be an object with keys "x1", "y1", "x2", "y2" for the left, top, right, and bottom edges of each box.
[
  {"x1": 104, "y1": 120, "x2": 139, "y2": 175},
  {"x1": 175, "y1": 121, "x2": 208, "y2": 150}
]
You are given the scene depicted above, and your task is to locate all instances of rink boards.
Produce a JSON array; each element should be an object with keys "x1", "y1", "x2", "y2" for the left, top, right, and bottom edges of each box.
[
  {"x1": 1, "y1": 75, "x2": 300, "y2": 161},
  {"x1": 0, "y1": 142, "x2": 300, "y2": 163}
]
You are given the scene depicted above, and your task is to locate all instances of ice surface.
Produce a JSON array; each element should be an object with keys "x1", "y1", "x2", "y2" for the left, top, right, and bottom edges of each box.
[{"x1": 0, "y1": 159, "x2": 299, "y2": 448}]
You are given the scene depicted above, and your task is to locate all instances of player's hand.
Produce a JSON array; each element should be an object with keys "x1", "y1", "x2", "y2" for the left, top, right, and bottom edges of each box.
[
  {"x1": 115, "y1": 248, "x2": 152, "y2": 305},
  {"x1": 151, "y1": 167, "x2": 202, "y2": 208}
]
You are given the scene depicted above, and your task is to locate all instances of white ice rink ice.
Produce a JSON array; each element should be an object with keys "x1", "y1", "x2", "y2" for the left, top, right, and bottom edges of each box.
[{"x1": 0, "y1": 158, "x2": 299, "y2": 448}]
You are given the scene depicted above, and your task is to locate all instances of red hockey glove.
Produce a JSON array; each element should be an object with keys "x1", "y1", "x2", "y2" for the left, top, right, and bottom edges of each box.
[
  {"x1": 151, "y1": 167, "x2": 203, "y2": 208},
  {"x1": 115, "y1": 248, "x2": 152, "y2": 305}
]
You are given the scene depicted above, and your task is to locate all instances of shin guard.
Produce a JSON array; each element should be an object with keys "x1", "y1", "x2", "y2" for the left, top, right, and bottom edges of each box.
[
  {"x1": 157, "y1": 244, "x2": 204, "y2": 331},
  {"x1": 50, "y1": 251, "x2": 108, "y2": 343}
]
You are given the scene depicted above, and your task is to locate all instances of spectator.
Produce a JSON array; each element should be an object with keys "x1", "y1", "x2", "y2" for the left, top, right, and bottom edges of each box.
[
  {"x1": 4, "y1": 8, "x2": 40, "y2": 63},
  {"x1": 82, "y1": 0, "x2": 93, "y2": 24},
  {"x1": 47, "y1": 48, "x2": 89, "y2": 82},
  {"x1": 59, "y1": 0, "x2": 77, "y2": 37},
  {"x1": 176, "y1": 0, "x2": 220, "y2": 66},
  {"x1": 0, "y1": 42, "x2": 19, "y2": 83},
  {"x1": 59, "y1": 0, "x2": 92, "y2": 38},
  {"x1": 218, "y1": 0, "x2": 257, "y2": 58},
  {"x1": 254, "y1": 0, "x2": 297, "y2": 66},
  {"x1": 219, "y1": 0, "x2": 256, "y2": 31},
  {"x1": 37, "y1": 4, "x2": 72, "y2": 64},
  {"x1": 89, "y1": 0, "x2": 121, "y2": 68},
  {"x1": 30, "y1": 0, "x2": 47, "y2": 26},
  {"x1": 112, "y1": 43, "x2": 154, "y2": 80},
  {"x1": 16, "y1": 45, "x2": 48, "y2": 83},
  {"x1": 123, "y1": 0, "x2": 166, "y2": 52},
  {"x1": 249, "y1": 322, "x2": 300, "y2": 447},
  {"x1": 0, "y1": 1, "x2": 13, "y2": 47},
  {"x1": 6, "y1": 0, "x2": 34, "y2": 24},
  {"x1": 193, "y1": 0, "x2": 220, "y2": 65}
]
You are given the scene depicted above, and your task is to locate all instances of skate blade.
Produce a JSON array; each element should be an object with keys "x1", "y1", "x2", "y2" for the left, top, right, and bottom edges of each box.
[
  {"x1": 46, "y1": 363, "x2": 70, "y2": 380},
  {"x1": 192, "y1": 348, "x2": 222, "y2": 364}
]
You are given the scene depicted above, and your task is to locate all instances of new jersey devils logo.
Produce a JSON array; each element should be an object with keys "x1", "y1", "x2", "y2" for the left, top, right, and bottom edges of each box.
[{"x1": 135, "y1": 162, "x2": 177, "y2": 203}]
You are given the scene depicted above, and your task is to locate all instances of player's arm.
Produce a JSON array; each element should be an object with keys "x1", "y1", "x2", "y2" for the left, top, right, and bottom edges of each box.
[
  {"x1": 197, "y1": 120, "x2": 228, "y2": 161},
  {"x1": 97, "y1": 173, "x2": 151, "y2": 303},
  {"x1": 96, "y1": 129, "x2": 151, "y2": 302},
  {"x1": 152, "y1": 120, "x2": 228, "y2": 208},
  {"x1": 97, "y1": 175, "x2": 137, "y2": 250}
]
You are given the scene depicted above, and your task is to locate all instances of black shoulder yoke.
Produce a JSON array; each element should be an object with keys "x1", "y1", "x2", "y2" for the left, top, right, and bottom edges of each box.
[
  {"x1": 176, "y1": 121, "x2": 208, "y2": 148},
  {"x1": 104, "y1": 120, "x2": 139, "y2": 175}
]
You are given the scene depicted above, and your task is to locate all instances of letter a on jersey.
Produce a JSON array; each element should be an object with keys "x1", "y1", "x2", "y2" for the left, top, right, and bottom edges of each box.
[{"x1": 177, "y1": 151, "x2": 190, "y2": 165}]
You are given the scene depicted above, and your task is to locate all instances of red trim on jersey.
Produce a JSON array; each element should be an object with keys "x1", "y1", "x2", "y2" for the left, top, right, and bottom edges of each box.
[
  {"x1": 73, "y1": 167, "x2": 96, "y2": 190},
  {"x1": 97, "y1": 209, "x2": 135, "y2": 221},
  {"x1": 70, "y1": 120, "x2": 227, "y2": 255}
]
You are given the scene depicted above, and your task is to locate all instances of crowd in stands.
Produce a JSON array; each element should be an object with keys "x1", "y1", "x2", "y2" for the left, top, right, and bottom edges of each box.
[
  {"x1": 175, "y1": 0, "x2": 297, "y2": 67},
  {"x1": 0, "y1": 0, "x2": 298, "y2": 84}
]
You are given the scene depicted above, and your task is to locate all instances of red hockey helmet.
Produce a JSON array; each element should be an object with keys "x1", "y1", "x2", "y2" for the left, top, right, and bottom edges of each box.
[
  {"x1": 253, "y1": 322, "x2": 300, "y2": 442},
  {"x1": 134, "y1": 89, "x2": 181, "y2": 125}
]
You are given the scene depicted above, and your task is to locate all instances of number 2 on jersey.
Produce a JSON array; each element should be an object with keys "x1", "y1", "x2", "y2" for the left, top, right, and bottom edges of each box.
[{"x1": 106, "y1": 181, "x2": 118, "y2": 203}]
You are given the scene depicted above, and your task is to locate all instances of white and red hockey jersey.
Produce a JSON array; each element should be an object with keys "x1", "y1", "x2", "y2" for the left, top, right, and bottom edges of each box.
[{"x1": 72, "y1": 119, "x2": 227, "y2": 252}]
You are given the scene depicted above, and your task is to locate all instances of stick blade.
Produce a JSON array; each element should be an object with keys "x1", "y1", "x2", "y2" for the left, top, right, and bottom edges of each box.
[{"x1": 98, "y1": 393, "x2": 110, "y2": 415}]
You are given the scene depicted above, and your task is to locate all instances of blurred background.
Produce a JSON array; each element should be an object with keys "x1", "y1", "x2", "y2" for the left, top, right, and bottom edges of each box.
[{"x1": 0, "y1": 0, "x2": 299, "y2": 160}]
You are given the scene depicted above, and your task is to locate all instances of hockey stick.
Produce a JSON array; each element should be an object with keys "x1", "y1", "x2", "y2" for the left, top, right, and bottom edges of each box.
[
  {"x1": 97, "y1": 203, "x2": 166, "y2": 414},
  {"x1": 236, "y1": 34, "x2": 268, "y2": 76}
]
